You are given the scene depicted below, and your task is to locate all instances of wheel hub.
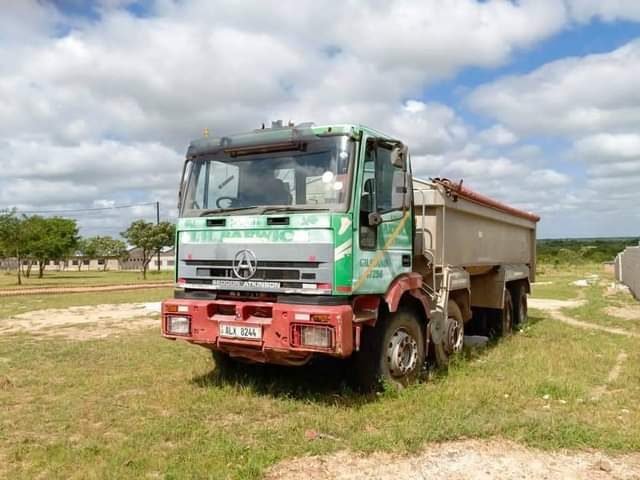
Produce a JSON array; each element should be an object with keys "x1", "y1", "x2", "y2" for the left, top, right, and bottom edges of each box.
[
  {"x1": 445, "y1": 317, "x2": 464, "y2": 355},
  {"x1": 386, "y1": 329, "x2": 418, "y2": 377}
]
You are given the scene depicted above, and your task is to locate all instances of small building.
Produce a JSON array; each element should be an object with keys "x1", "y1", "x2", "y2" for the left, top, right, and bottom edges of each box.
[
  {"x1": 63, "y1": 256, "x2": 121, "y2": 271},
  {"x1": 0, "y1": 258, "x2": 18, "y2": 271},
  {"x1": 120, "y1": 247, "x2": 175, "y2": 271},
  {"x1": 1, "y1": 247, "x2": 175, "y2": 273}
]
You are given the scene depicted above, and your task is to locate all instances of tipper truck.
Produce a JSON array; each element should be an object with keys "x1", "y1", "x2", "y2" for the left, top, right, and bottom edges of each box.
[{"x1": 162, "y1": 122, "x2": 539, "y2": 388}]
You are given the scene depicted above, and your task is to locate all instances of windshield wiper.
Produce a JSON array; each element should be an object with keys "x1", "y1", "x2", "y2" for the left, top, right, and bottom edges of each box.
[
  {"x1": 199, "y1": 206, "x2": 261, "y2": 216},
  {"x1": 261, "y1": 206, "x2": 330, "y2": 214}
]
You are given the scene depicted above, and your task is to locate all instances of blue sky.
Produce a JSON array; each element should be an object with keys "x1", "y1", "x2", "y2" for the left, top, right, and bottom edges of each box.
[{"x1": 1, "y1": 1, "x2": 640, "y2": 238}]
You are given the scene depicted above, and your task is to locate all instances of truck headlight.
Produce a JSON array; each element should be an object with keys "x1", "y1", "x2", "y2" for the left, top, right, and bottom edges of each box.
[
  {"x1": 300, "y1": 325, "x2": 333, "y2": 348},
  {"x1": 167, "y1": 315, "x2": 190, "y2": 335}
]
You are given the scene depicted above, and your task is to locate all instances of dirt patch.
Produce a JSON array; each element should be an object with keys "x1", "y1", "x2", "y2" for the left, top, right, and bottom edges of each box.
[
  {"x1": 0, "y1": 283, "x2": 171, "y2": 297},
  {"x1": 591, "y1": 352, "x2": 629, "y2": 401},
  {"x1": 0, "y1": 303, "x2": 160, "y2": 340},
  {"x1": 552, "y1": 310, "x2": 640, "y2": 339},
  {"x1": 606, "y1": 306, "x2": 640, "y2": 321},
  {"x1": 529, "y1": 298, "x2": 586, "y2": 310},
  {"x1": 529, "y1": 298, "x2": 640, "y2": 339},
  {"x1": 266, "y1": 439, "x2": 640, "y2": 480}
]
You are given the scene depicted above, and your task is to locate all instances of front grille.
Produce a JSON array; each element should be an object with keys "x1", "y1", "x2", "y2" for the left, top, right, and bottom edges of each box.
[
  {"x1": 182, "y1": 258, "x2": 323, "y2": 291},
  {"x1": 197, "y1": 268, "x2": 299, "y2": 280}
]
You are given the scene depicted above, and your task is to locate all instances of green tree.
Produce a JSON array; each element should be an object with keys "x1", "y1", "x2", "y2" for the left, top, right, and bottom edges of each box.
[
  {"x1": 74, "y1": 238, "x2": 90, "y2": 271},
  {"x1": 81, "y1": 236, "x2": 128, "y2": 271},
  {"x1": 122, "y1": 220, "x2": 175, "y2": 279},
  {"x1": 0, "y1": 212, "x2": 27, "y2": 285},
  {"x1": 23, "y1": 216, "x2": 79, "y2": 278}
]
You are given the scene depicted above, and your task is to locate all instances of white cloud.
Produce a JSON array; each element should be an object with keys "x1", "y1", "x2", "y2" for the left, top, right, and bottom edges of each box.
[
  {"x1": 0, "y1": 0, "x2": 571, "y2": 150},
  {"x1": 477, "y1": 124, "x2": 518, "y2": 146},
  {"x1": 388, "y1": 101, "x2": 469, "y2": 155},
  {"x1": 466, "y1": 36, "x2": 640, "y2": 237},
  {"x1": 566, "y1": 0, "x2": 640, "y2": 23},
  {"x1": 333, "y1": 0, "x2": 567, "y2": 77},
  {"x1": 468, "y1": 39, "x2": 640, "y2": 137},
  {"x1": 572, "y1": 133, "x2": 640, "y2": 162},
  {"x1": 410, "y1": 146, "x2": 573, "y2": 223}
]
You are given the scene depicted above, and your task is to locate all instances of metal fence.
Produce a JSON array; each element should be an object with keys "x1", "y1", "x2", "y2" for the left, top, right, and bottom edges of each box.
[{"x1": 615, "y1": 245, "x2": 640, "y2": 300}]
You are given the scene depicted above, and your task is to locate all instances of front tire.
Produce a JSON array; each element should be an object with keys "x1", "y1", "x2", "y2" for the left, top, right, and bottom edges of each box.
[{"x1": 354, "y1": 309, "x2": 425, "y2": 391}]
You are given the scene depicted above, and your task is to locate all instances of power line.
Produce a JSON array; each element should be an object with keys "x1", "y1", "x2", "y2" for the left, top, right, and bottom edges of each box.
[{"x1": 7, "y1": 202, "x2": 158, "y2": 214}]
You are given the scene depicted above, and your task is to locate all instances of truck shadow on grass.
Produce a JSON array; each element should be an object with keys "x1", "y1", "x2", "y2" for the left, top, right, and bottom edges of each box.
[
  {"x1": 191, "y1": 356, "x2": 372, "y2": 406},
  {"x1": 191, "y1": 314, "x2": 546, "y2": 405}
]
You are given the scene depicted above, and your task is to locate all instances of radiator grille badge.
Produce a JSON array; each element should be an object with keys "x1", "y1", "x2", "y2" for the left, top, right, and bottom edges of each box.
[{"x1": 232, "y1": 249, "x2": 258, "y2": 280}]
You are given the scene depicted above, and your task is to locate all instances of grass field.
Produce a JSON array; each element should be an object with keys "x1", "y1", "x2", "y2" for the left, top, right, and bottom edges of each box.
[
  {"x1": 0, "y1": 269, "x2": 173, "y2": 289},
  {"x1": 0, "y1": 288, "x2": 173, "y2": 320},
  {"x1": 0, "y1": 264, "x2": 638, "y2": 479}
]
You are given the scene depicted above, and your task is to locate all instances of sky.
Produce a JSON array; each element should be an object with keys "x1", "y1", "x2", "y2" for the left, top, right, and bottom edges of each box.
[{"x1": 1, "y1": 0, "x2": 640, "y2": 239}]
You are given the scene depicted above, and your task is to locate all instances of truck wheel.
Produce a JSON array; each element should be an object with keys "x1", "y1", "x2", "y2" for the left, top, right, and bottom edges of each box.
[
  {"x1": 511, "y1": 285, "x2": 528, "y2": 326},
  {"x1": 354, "y1": 309, "x2": 425, "y2": 391},
  {"x1": 498, "y1": 289, "x2": 514, "y2": 336},
  {"x1": 433, "y1": 301, "x2": 464, "y2": 368}
]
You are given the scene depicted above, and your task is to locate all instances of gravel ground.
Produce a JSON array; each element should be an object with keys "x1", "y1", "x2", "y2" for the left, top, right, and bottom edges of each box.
[{"x1": 266, "y1": 439, "x2": 640, "y2": 480}]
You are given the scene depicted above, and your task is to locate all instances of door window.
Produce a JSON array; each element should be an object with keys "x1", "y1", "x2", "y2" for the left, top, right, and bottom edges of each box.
[
  {"x1": 358, "y1": 139, "x2": 407, "y2": 249},
  {"x1": 374, "y1": 146, "x2": 405, "y2": 212}
]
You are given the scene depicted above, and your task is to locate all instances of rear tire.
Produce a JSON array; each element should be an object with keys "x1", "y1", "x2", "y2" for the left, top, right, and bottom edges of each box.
[
  {"x1": 433, "y1": 301, "x2": 464, "y2": 368},
  {"x1": 498, "y1": 289, "x2": 514, "y2": 336},
  {"x1": 354, "y1": 309, "x2": 425, "y2": 391},
  {"x1": 511, "y1": 285, "x2": 528, "y2": 326}
]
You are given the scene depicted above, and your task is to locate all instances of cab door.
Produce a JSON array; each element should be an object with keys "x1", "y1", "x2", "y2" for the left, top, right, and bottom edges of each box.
[{"x1": 353, "y1": 135, "x2": 413, "y2": 294}]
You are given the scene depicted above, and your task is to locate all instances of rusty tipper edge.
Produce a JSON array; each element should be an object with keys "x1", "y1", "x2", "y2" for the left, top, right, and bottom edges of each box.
[{"x1": 162, "y1": 122, "x2": 539, "y2": 390}]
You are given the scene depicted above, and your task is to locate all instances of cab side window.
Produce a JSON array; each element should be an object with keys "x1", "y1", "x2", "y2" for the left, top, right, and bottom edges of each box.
[
  {"x1": 360, "y1": 140, "x2": 405, "y2": 215},
  {"x1": 374, "y1": 145, "x2": 404, "y2": 212},
  {"x1": 359, "y1": 139, "x2": 406, "y2": 249}
]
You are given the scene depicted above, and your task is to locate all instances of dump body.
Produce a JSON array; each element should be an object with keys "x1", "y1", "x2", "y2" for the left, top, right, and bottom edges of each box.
[{"x1": 413, "y1": 178, "x2": 537, "y2": 280}]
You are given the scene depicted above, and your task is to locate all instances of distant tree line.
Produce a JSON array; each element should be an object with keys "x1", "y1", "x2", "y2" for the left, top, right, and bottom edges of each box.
[
  {"x1": 0, "y1": 212, "x2": 174, "y2": 284},
  {"x1": 538, "y1": 237, "x2": 640, "y2": 266}
]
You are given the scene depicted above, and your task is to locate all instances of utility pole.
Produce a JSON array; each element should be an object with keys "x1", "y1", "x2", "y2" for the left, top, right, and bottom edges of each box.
[{"x1": 156, "y1": 201, "x2": 161, "y2": 273}]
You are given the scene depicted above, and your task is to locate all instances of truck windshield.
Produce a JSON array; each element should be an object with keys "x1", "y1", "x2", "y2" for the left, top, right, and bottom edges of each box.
[{"x1": 182, "y1": 135, "x2": 354, "y2": 216}]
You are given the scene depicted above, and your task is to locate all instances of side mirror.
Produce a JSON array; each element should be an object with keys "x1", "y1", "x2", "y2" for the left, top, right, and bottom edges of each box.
[
  {"x1": 390, "y1": 143, "x2": 408, "y2": 169},
  {"x1": 368, "y1": 212, "x2": 383, "y2": 226}
]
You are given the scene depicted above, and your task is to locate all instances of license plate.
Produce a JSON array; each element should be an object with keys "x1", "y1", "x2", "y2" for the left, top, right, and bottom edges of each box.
[{"x1": 219, "y1": 323, "x2": 262, "y2": 340}]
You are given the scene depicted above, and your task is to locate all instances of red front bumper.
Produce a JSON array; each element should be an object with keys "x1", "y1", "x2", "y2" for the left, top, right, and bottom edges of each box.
[{"x1": 161, "y1": 298, "x2": 354, "y2": 364}]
